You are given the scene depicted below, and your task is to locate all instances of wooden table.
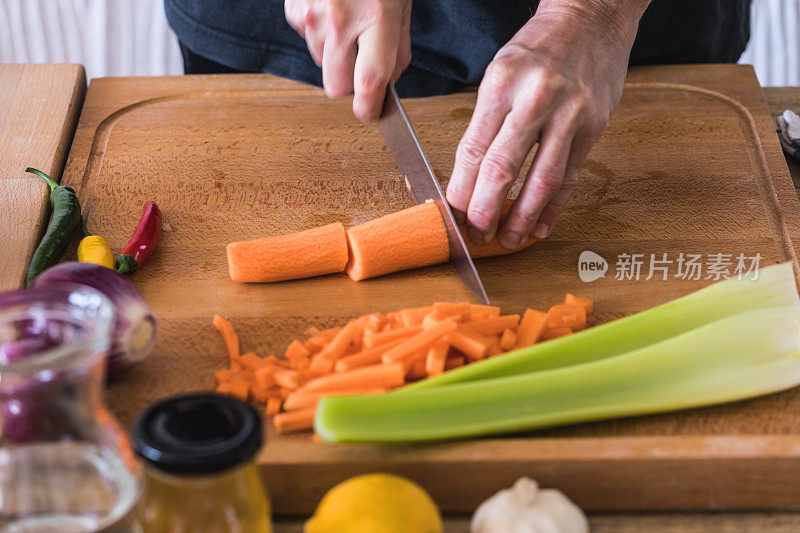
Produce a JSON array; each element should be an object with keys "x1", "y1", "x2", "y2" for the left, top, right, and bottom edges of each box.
[{"x1": 271, "y1": 86, "x2": 800, "y2": 532}]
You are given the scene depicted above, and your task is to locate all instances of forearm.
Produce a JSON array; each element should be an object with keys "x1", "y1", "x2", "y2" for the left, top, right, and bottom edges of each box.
[{"x1": 535, "y1": 0, "x2": 651, "y2": 49}]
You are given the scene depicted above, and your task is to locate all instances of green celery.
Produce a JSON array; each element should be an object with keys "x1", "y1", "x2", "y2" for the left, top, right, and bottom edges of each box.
[
  {"x1": 316, "y1": 304, "x2": 800, "y2": 443},
  {"x1": 403, "y1": 262, "x2": 799, "y2": 392}
]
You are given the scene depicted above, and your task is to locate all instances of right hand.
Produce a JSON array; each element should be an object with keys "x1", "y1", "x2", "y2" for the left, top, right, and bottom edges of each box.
[{"x1": 285, "y1": 0, "x2": 412, "y2": 122}]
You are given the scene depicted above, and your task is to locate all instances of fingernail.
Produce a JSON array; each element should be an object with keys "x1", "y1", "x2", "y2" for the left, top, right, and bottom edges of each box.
[
  {"x1": 499, "y1": 232, "x2": 523, "y2": 249},
  {"x1": 533, "y1": 223, "x2": 550, "y2": 239},
  {"x1": 467, "y1": 227, "x2": 486, "y2": 245}
]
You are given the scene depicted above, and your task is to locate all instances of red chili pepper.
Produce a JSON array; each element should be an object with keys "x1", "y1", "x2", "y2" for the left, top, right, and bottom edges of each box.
[{"x1": 116, "y1": 201, "x2": 162, "y2": 275}]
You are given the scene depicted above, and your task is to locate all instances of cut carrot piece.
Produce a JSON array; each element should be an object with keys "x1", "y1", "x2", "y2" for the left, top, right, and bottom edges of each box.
[
  {"x1": 216, "y1": 382, "x2": 232, "y2": 395},
  {"x1": 290, "y1": 357, "x2": 310, "y2": 372},
  {"x1": 228, "y1": 380, "x2": 250, "y2": 402},
  {"x1": 214, "y1": 369, "x2": 232, "y2": 385},
  {"x1": 487, "y1": 337, "x2": 504, "y2": 357},
  {"x1": 444, "y1": 355, "x2": 465, "y2": 370},
  {"x1": 266, "y1": 396, "x2": 283, "y2": 415},
  {"x1": 239, "y1": 352, "x2": 270, "y2": 371},
  {"x1": 407, "y1": 359, "x2": 427, "y2": 380},
  {"x1": 565, "y1": 294, "x2": 593, "y2": 314},
  {"x1": 254, "y1": 368, "x2": 275, "y2": 389},
  {"x1": 400, "y1": 306, "x2": 434, "y2": 327},
  {"x1": 432, "y1": 302, "x2": 471, "y2": 319},
  {"x1": 499, "y1": 328, "x2": 517, "y2": 351},
  {"x1": 251, "y1": 386, "x2": 277, "y2": 403},
  {"x1": 212, "y1": 315, "x2": 240, "y2": 366},
  {"x1": 363, "y1": 325, "x2": 422, "y2": 348},
  {"x1": 274, "y1": 369, "x2": 303, "y2": 389},
  {"x1": 285, "y1": 340, "x2": 311, "y2": 360},
  {"x1": 311, "y1": 320, "x2": 362, "y2": 374},
  {"x1": 425, "y1": 340, "x2": 448, "y2": 377},
  {"x1": 541, "y1": 326, "x2": 573, "y2": 340},
  {"x1": 515, "y1": 309, "x2": 547, "y2": 348},
  {"x1": 274, "y1": 407, "x2": 315, "y2": 433},
  {"x1": 382, "y1": 320, "x2": 458, "y2": 364},
  {"x1": 284, "y1": 388, "x2": 387, "y2": 411},
  {"x1": 463, "y1": 314, "x2": 520, "y2": 336},
  {"x1": 227, "y1": 222, "x2": 348, "y2": 282},
  {"x1": 345, "y1": 203, "x2": 450, "y2": 281},
  {"x1": 445, "y1": 326, "x2": 492, "y2": 361},
  {"x1": 300, "y1": 363, "x2": 406, "y2": 393},
  {"x1": 335, "y1": 338, "x2": 406, "y2": 372},
  {"x1": 546, "y1": 303, "x2": 587, "y2": 331}
]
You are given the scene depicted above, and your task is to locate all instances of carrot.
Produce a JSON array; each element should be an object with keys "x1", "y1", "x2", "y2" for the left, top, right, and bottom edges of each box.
[
  {"x1": 345, "y1": 203, "x2": 450, "y2": 281},
  {"x1": 228, "y1": 379, "x2": 250, "y2": 402},
  {"x1": 214, "y1": 369, "x2": 232, "y2": 385},
  {"x1": 285, "y1": 340, "x2": 311, "y2": 360},
  {"x1": 266, "y1": 396, "x2": 283, "y2": 416},
  {"x1": 425, "y1": 340, "x2": 449, "y2": 377},
  {"x1": 239, "y1": 352, "x2": 270, "y2": 371},
  {"x1": 445, "y1": 326, "x2": 492, "y2": 361},
  {"x1": 515, "y1": 309, "x2": 547, "y2": 348},
  {"x1": 469, "y1": 304, "x2": 501, "y2": 320},
  {"x1": 407, "y1": 359, "x2": 428, "y2": 381},
  {"x1": 541, "y1": 326, "x2": 573, "y2": 340},
  {"x1": 400, "y1": 306, "x2": 434, "y2": 327},
  {"x1": 463, "y1": 314, "x2": 520, "y2": 336},
  {"x1": 499, "y1": 328, "x2": 517, "y2": 351},
  {"x1": 227, "y1": 222, "x2": 349, "y2": 282},
  {"x1": 284, "y1": 387, "x2": 386, "y2": 411},
  {"x1": 547, "y1": 303, "x2": 587, "y2": 331},
  {"x1": 254, "y1": 368, "x2": 276, "y2": 389},
  {"x1": 310, "y1": 320, "x2": 361, "y2": 374},
  {"x1": 565, "y1": 294, "x2": 593, "y2": 314},
  {"x1": 216, "y1": 382, "x2": 232, "y2": 395},
  {"x1": 212, "y1": 315, "x2": 240, "y2": 366},
  {"x1": 462, "y1": 199, "x2": 536, "y2": 259},
  {"x1": 444, "y1": 355, "x2": 465, "y2": 370},
  {"x1": 363, "y1": 325, "x2": 422, "y2": 348},
  {"x1": 381, "y1": 320, "x2": 458, "y2": 364},
  {"x1": 432, "y1": 302, "x2": 471, "y2": 319},
  {"x1": 274, "y1": 369, "x2": 303, "y2": 389},
  {"x1": 250, "y1": 386, "x2": 275, "y2": 404},
  {"x1": 274, "y1": 407, "x2": 316, "y2": 433},
  {"x1": 334, "y1": 337, "x2": 406, "y2": 372},
  {"x1": 487, "y1": 337, "x2": 503, "y2": 357},
  {"x1": 300, "y1": 362, "x2": 406, "y2": 393}
]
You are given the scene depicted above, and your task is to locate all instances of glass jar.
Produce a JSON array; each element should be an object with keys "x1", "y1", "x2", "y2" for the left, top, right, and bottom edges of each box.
[
  {"x1": 133, "y1": 394, "x2": 272, "y2": 532},
  {"x1": 0, "y1": 284, "x2": 142, "y2": 532}
]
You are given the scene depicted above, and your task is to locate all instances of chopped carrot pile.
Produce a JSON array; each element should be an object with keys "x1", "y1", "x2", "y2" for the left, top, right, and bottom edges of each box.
[{"x1": 211, "y1": 295, "x2": 594, "y2": 434}]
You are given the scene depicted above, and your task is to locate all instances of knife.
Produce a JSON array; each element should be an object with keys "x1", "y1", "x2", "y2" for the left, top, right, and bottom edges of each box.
[{"x1": 378, "y1": 85, "x2": 490, "y2": 304}]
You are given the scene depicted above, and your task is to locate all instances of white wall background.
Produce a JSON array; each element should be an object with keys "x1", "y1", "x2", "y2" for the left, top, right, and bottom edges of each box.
[{"x1": 0, "y1": 0, "x2": 798, "y2": 86}]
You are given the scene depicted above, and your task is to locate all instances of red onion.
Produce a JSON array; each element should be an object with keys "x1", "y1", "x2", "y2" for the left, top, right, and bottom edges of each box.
[{"x1": 31, "y1": 262, "x2": 157, "y2": 376}]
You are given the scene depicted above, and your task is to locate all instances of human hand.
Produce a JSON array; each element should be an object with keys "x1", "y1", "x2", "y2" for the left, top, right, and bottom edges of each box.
[
  {"x1": 285, "y1": 0, "x2": 412, "y2": 121},
  {"x1": 446, "y1": 0, "x2": 648, "y2": 248}
]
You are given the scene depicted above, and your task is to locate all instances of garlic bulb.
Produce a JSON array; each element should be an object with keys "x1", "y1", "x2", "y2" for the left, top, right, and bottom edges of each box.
[{"x1": 470, "y1": 477, "x2": 589, "y2": 533}]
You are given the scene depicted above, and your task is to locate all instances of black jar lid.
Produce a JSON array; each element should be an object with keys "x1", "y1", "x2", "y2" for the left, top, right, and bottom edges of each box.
[{"x1": 133, "y1": 393, "x2": 262, "y2": 475}]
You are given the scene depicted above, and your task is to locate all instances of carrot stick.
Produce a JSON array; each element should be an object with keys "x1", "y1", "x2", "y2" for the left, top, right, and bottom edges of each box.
[
  {"x1": 300, "y1": 362, "x2": 406, "y2": 393},
  {"x1": 274, "y1": 407, "x2": 315, "y2": 433},
  {"x1": 214, "y1": 369, "x2": 232, "y2": 385},
  {"x1": 228, "y1": 379, "x2": 249, "y2": 402},
  {"x1": 334, "y1": 337, "x2": 406, "y2": 372},
  {"x1": 444, "y1": 355, "x2": 465, "y2": 370},
  {"x1": 400, "y1": 306, "x2": 434, "y2": 327},
  {"x1": 227, "y1": 222, "x2": 349, "y2": 282},
  {"x1": 425, "y1": 340, "x2": 448, "y2": 377},
  {"x1": 445, "y1": 326, "x2": 492, "y2": 361},
  {"x1": 381, "y1": 320, "x2": 458, "y2": 364},
  {"x1": 499, "y1": 328, "x2": 517, "y2": 351},
  {"x1": 310, "y1": 320, "x2": 361, "y2": 374},
  {"x1": 254, "y1": 368, "x2": 275, "y2": 389},
  {"x1": 363, "y1": 325, "x2": 422, "y2": 348},
  {"x1": 239, "y1": 352, "x2": 270, "y2": 371},
  {"x1": 274, "y1": 369, "x2": 303, "y2": 389},
  {"x1": 546, "y1": 303, "x2": 587, "y2": 331},
  {"x1": 285, "y1": 340, "x2": 311, "y2": 360},
  {"x1": 541, "y1": 326, "x2": 573, "y2": 340},
  {"x1": 462, "y1": 314, "x2": 520, "y2": 336},
  {"x1": 212, "y1": 315, "x2": 240, "y2": 366},
  {"x1": 432, "y1": 302, "x2": 471, "y2": 319},
  {"x1": 565, "y1": 293, "x2": 593, "y2": 314},
  {"x1": 266, "y1": 396, "x2": 283, "y2": 415},
  {"x1": 407, "y1": 358, "x2": 427, "y2": 380},
  {"x1": 345, "y1": 203, "x2": 450, "y2": 281},
  {"x1": 284, "y1": 387, "x2": 387, "y2": 411},
  {"x1": 515, "y1": 309, "x2": 547, "y2": 348}
]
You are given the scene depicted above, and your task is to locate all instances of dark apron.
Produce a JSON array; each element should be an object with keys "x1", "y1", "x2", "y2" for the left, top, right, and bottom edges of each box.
[{"x1": 165, "y1": 0, "x2": 751, "y2": 97}]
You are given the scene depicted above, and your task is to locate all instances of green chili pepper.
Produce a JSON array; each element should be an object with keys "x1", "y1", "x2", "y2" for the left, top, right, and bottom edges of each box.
[{"x1": 25, "y1": 167, "x2": 81, "y2": 286}]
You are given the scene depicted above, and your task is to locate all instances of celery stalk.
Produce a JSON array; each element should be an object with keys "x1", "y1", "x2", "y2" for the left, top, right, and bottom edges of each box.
[
  {"x1": 316, "y1": 304, "x2": 800, "y2": 443},
  {"x1": 403, "y1": 262, "x2": 799, "y2": 392}
]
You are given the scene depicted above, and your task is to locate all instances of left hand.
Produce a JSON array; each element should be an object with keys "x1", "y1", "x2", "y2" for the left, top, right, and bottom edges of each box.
[{"x1": 445, "y1": 0, "x2": 647, "y2": 248}]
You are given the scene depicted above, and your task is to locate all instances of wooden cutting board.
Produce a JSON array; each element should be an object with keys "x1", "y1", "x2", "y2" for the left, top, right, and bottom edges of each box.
[{"x1": 59, "y1": 64, "x2": 800, "y2": 513}]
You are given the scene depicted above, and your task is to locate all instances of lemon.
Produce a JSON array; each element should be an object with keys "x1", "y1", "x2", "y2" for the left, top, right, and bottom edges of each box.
[{"x1": 304, "y1": 473, "x2": 443, "y2": 533}]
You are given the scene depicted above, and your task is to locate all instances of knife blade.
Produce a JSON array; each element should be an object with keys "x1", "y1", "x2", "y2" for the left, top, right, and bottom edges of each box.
[{"x1": 378, "y1": 85, "x2": 490, "y2": 304}]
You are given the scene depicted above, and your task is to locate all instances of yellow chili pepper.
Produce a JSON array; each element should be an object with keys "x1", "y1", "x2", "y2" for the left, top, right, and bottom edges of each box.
[{"x1": 78, "y1": 235, "x2": 114, "y2": 269}]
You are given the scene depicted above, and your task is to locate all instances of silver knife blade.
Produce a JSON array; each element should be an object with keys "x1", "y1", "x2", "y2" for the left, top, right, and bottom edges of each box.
[{"x1": 378, "y1": 86, "x2": 490, "y2": 304}]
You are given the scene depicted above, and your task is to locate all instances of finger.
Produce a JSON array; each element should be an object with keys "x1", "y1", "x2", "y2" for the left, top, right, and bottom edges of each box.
[
  {"x1": 284, "y1": 0, "x2": 307, "y2": 34},
  {"x1": 305, "y1": 28, "x2": 324, "y2": 67},
  {"x1": 353, "y1": 23, "x2": 401, "y2": 122},
  {"x1": 445, "y1": 86, "x2": 511, "y2": 227},
  {"x1": 322, "y1": 38, "x2": 357, "y2": 97},
  {"x1": 464, "y1": 113, "x2": 541, "y2": 244},
  {"x1": 529, "y1": 129, "x2": 596, "y2": 239},
  {"x1": 498, "y1": 122, "x2": 573, "y2": 246},
  {"x1": 391, "y1": 2, "x2": 413, "y2": 83}
]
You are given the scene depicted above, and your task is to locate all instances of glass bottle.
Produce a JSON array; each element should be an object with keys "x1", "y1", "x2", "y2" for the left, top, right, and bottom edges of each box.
[
  {"x1": 133, "y1": 394, "x2": 272, "y2": 532},
  {"x1": 0, "y1": 284, "x2": 142, "y2": 532}
]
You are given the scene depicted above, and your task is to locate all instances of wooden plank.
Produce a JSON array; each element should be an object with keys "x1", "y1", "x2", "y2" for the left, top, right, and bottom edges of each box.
[
  {"x1": 0, "y1": 64, "x2": 86, "y2": 290},
  {"x1": 56, "y1": 64, "x2": 800, "y2": 512}
]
